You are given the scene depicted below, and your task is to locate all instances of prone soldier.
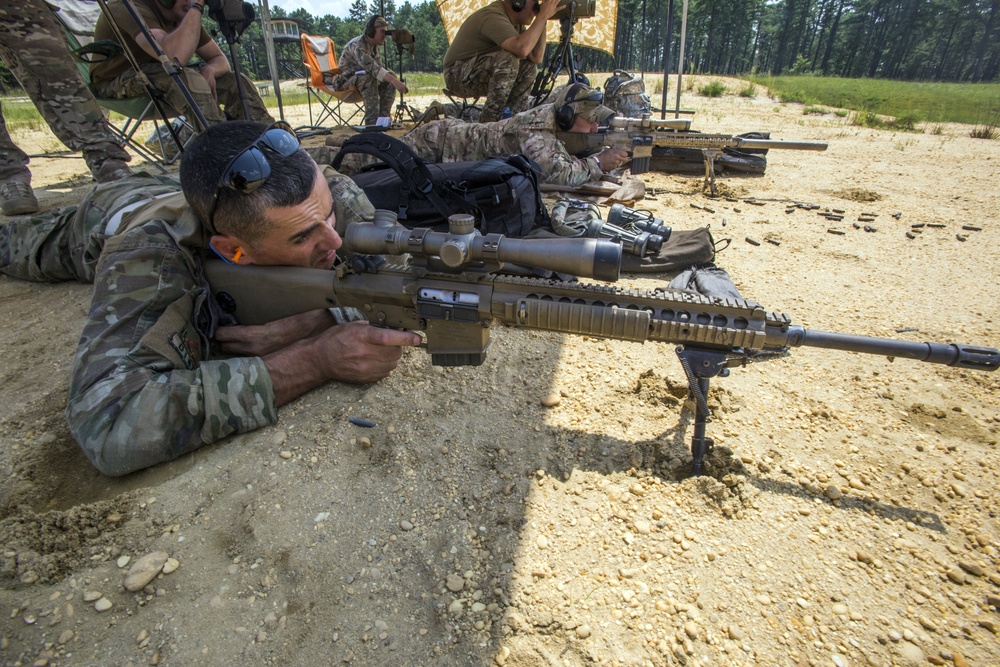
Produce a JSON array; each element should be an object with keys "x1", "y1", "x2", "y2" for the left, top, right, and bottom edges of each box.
[
  {"x1": 337, "y1": 83, "x2": 630, "y2": 188},
  {"x1": 0, "y1": 121, "x2": 420, "y2": 476}
]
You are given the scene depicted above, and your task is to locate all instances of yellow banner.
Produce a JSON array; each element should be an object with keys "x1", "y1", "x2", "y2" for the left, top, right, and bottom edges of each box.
[{"x1": 435, "y1": 0, "x2": 618, "y2": 56}]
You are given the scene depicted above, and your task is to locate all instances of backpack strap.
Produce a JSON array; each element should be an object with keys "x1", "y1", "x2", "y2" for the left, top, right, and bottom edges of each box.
[{"x1": 333, "y1": 134, "x2": 480, "y2": 224}]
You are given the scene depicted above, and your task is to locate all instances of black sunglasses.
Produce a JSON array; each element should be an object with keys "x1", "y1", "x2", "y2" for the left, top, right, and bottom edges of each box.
[{"x1": 206, "y1": 121, "x2": 300, "y2": 231}]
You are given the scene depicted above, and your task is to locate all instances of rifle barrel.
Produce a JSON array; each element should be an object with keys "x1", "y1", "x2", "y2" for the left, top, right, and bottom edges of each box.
[
  {"x1": 780, "y1": 326, "x2": 999, "y2": 371},
  {"x1": 737, "y1": 138, "x2": 828, "y2": 151}
]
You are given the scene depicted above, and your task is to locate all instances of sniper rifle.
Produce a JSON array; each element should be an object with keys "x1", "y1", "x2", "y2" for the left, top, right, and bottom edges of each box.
[
  {"x1": 559, "y1": 115, "x2": 829, "y2": 195},
  {"x1": 205, "y1": 213, "x2": 998, "y2": 476}
]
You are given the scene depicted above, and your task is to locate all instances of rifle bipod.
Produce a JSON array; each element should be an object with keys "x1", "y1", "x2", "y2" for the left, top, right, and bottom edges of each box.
[{"x1": 676, "y1": 346, "x2": 739, "y2": 475}]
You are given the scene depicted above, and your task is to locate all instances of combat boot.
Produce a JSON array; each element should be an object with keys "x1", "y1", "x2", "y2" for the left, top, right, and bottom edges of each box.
[
  {"x1": 93, "y1": 160, "x2": 134, "y2": 183},
  {"x1": 0, "y1": 181, "x2": 39, "y2": 216}
]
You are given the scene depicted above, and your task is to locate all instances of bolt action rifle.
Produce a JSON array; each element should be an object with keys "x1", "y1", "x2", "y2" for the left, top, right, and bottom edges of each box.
[
  {"x1": 558, "y1": 115, "x2": 829, "y2": 195},
  {"x1": 205, "y1": 213, "x2": 999, "y2": 475}
]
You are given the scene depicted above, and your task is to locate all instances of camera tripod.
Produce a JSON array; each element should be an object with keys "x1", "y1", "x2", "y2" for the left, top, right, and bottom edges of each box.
[
  {"x1": 531, "y1": 3, "x2": 584, "y2": 104},
  {"x1": 390, "y1": 34, "x2": 421, "y2": 124}
]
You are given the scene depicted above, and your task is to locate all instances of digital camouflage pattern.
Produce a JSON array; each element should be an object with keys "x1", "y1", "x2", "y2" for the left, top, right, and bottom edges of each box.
[
  {"x1": 331, "y1": 34, "x2": 396, "y2": 125},
  {"x1": 0, "y1": 0, "x2": 130, "y2": 183},
  {"x1": 0, "y1": 167, "x2": 374, "y2": 476},
  {"x1": 337, "y1": 104, "x2": 602, "y2": 187},
  {"x1": 443, "y1": 49, "x2": 536, "y2": 122}
]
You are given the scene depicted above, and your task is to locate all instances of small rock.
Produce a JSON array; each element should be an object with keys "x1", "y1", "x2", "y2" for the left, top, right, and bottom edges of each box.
[
  {"x1": 162, "y1": 558, "x2": 180, "y2": 574},
  {"x1": 123, "y1": 552, "x2": 169, "y2": 592},
  {"x1": 399, "y1": 520, "x2": 414, "y2": 531},
  {"x1": 540, "y1": 393, "x2": 561, "y2": 407},
  {"x1": 279, "y1": 450, "x2": 293, "y2": 459},
  {"x1": 445, "y1": 574, "x2": 464, "y2": 593},
  {"x1": 898, "y1": 641, "x2": 923, "y2": 663},
  {"x1": 94, "y1": 597, "x2": 113, "y2": 612},
  {"x1": 825, "y1": 485, "x2": 843, "y2": 500},
  {"x1": 82, "y1": 591, "x2": 103, "y2": 602},
  {"x1": 576, "y1": 625, "x2": 592, "y2": 639}
]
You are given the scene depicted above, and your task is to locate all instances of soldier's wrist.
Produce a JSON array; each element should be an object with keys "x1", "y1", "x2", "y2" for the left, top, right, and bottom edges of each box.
[{"x1": 190, "y1": 2, "x2": 205, "y2": 13}]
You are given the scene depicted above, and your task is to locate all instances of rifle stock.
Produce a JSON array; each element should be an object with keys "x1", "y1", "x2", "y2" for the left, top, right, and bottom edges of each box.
[{"x1": 205, "y1": 218, "x2": 998, "y2": 474}]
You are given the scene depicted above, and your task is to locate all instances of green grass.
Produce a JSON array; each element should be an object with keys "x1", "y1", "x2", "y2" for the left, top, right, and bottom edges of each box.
[
  {"x1": 0, "y1": 96, "x2": 45, "y2": 132},
  {"x1": 747, "y1": 75, "x2": 1000, "y2": 126},
  {"x1": 699, "y1": 81, "x2": 726, "y2": 97}
]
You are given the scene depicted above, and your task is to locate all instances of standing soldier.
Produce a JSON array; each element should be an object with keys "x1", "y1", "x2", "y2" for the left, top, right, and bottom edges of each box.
[
  {"x1": 0, "y1": 0, "x2": 133, "y2": 216},
  {"x1": 331, "y1": 15, "x2": 408, "y2": 126}
]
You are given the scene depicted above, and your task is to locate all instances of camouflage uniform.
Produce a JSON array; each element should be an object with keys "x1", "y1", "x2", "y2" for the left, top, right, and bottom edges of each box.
[
  {"x1": 92, "y1": 0, "x2": 273, "y2": 131},
  {"x1": 0, "y1": 0, "x2": 131, "y2": 185},
  {"x1": 338, "y1": 104, "x2": 603, "y2": 187},
  {"x1": 442, "y1": 50, "x2": 535, "y2": 123},
  {"x1": 331, "y1": 34, "x2": 396, "y2": 126},
  {"x1": 0, "y1": 169, "x2": 374, "y2": 476}
]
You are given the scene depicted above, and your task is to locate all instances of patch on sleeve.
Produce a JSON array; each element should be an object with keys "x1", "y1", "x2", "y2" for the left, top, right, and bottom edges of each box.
[{"x1": 168, "y1": 331, "x2": 200, "y2": 370}]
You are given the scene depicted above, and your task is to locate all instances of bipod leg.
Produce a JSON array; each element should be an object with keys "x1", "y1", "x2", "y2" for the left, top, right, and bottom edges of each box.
[
  {"x1": 677, "y1": 346, "x2": 731, "y2": 476},
  {"x1": 701, "y1": 149, "x2": 718, "y2": 197},
  {"x1": 689, "y1": 377, "x2": 714, "y2": 475}
]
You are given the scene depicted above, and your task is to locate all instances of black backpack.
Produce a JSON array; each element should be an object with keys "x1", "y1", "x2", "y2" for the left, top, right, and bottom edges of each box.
[{"x1": 332, "y1": 133, "x2": 550, "y2": 238}]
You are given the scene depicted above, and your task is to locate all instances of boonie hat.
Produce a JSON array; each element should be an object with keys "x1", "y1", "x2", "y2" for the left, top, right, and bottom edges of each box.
[{"x1": 553, "y1": 83, "x2": 615, "y2": 123}]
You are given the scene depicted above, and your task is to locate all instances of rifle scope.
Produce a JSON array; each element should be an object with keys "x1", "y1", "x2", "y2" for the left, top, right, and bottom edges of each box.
[{"x1": 345, "y1": 213, "x2": 622, "y2": 282}]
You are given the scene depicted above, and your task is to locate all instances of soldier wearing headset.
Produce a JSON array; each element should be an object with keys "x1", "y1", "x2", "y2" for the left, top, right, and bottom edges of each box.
[
  {"x1": 443, "y1": 0, "x2": 562, "y2": 122},
  {"x1": 331, "y1": 15, "x2": 409, "y2": 126}
]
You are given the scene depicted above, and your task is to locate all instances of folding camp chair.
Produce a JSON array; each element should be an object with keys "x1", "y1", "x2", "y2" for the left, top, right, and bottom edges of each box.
[
  {"x1": 53, "y1": 0, "x2": 194, "y2": 169},
  {"x1": 300, "y1": 34, "x2": 364, "y2": 128}
]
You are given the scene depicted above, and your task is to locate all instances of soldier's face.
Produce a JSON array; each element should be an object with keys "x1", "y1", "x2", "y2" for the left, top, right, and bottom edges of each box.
[
  {"x1": 569, "y1": 114, "x2": 598, "y2": 133},
  {"x1": 242, "y1": 166, "x2": 344, "y2": 270},
  {"x1": 373, "y1": 26, "x2": 388, "y2": 44}
]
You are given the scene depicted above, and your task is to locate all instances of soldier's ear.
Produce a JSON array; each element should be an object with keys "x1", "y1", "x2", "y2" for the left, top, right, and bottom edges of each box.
[{"x1": 209, "y1": 235, "x2": 246, "y2": 265}]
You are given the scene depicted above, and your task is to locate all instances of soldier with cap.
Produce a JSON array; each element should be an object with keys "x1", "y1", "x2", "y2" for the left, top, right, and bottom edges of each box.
[
  {"x1": 331, "y1": 15, "x2": 408, "y2": 126},
  {"x1": 0, "y1": 0, "x2": 133, "y2": 216},
  {"x1": 443, "y1": 0, "x2": 561, "y2": 123},
  {"x1": 339, "y1": 83, "x2": 631, "y2": 188}
]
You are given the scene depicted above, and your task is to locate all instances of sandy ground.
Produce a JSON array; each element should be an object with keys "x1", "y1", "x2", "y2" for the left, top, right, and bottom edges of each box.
[{"x1": 0, "y1": 76, "x2": 998, "y2": 667}]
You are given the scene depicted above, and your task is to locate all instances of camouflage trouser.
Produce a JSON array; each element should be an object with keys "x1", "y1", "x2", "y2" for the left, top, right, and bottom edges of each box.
[
  {"x1": 443, "y1": 50, "x2": 536, "y2": 122},
  {"x1": 330, "y1": 73, "x2": 395, "y2": 126},
  {"x1": 0, "y1": 0, "x2": 131, "y2": 184},
  {"x1": 0, "y1": 173, "x2": 180, "y2": 283},
  {"x1": 95, "y1": 65, "x2": 274, "y2": 132}
]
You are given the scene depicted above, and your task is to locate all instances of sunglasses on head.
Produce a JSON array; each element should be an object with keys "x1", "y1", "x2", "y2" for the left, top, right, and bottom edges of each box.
[{"x1": 207, "y1": 121, "x2": 300, "y2": 231}]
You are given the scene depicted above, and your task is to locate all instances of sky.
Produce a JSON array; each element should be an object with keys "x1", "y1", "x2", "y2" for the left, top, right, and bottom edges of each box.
[{"x1": 265, "y1": 0, "x2": 358, "y2": 19}]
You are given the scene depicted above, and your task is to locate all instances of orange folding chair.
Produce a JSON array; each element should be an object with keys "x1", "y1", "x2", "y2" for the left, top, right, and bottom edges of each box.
[{"x1": 300, "y1": 34, "x2": 364, "y2": 128}]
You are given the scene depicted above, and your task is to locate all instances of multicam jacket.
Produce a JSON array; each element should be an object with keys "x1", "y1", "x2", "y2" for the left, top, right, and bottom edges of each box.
[
  {"x1": 333, "y1": 34, "x2": 392, "y2": 87},
  {"x1": 401, "y1": 104, "x2": 603, "y2": 187},
  {"x1": 1, "y1": 170, "x2": 373, "y2": 476}
]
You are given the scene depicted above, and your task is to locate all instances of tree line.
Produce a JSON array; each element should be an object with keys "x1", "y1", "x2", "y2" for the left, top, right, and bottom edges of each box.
[{"x1": 0, "y1": 0, "x2": 995, "y2": 94}]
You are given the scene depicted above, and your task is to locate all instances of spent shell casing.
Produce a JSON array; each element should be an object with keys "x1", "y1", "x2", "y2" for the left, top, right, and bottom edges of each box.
[
  {"x1": 956, "y1": 234, "x2": 967, "y2": 242},
  {"x1": 864, "y1": 225, "x2": 877, "y2": 232},
  {"x1": 911, "y1": 223, "x2": 925, "y2": 228},
  {"x1": 765, "y1": 238, "x2": 781, "y2": 246},
  {"x1": 961, "y1": 225, "x2": 982, "y2": 231},
  {"x1": 927, "y1": 223, "x2": 947, "y2": 228},
  {"x1": 349, "y1": 417, "x2": 377, "y2": 428},
  {"x1": 827, "y1": 229, "x2": 846, "y2": 235},
  {"x1": 853, "y1": 222, "x2": 861, "y2": 229},
  {"x1": 905, "y1": 232, "x2": 916, "y2": 239},
  {"x1": 745, "y1": 237, "x2": 761, "y2": 246}
]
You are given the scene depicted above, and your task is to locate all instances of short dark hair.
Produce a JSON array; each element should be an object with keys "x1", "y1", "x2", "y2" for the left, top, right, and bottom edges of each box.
[{"x1": 179, "y1": 121, "x2": 317, "y2": 244}]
